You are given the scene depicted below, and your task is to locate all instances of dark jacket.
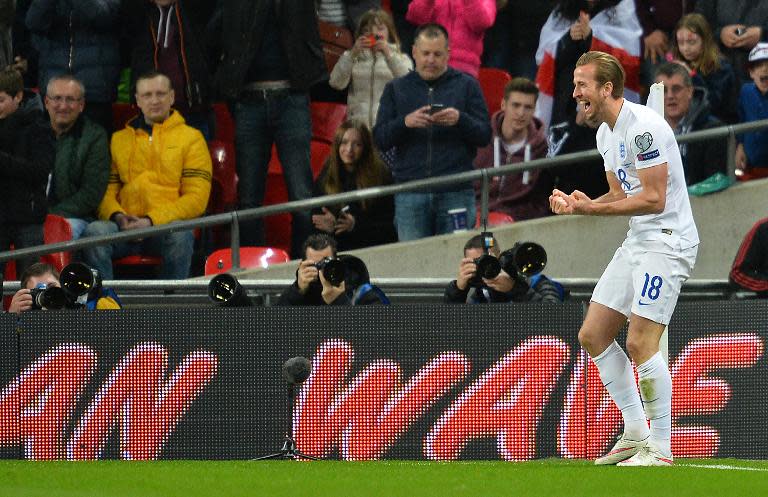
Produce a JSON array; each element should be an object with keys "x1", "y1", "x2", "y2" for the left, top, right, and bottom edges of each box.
[
  {"x1": 691, "y1": 57, "x2": 737, "y2": 123},
  {"x1": 0, "y1": 93, "x2": 55, "y2": 226},
  {"x1": 312, "y1": 163, "x2": 397, "y2": 251},
  {"x1": 473, "y1": 110, "x2": 551, "y2": 221},
  {"x1": 730, "y1": 216, "x2": 768, "y2": 296},
  {"x1": 26, "y1": 0, "x2": 121, "y2": 103},
  {"x1": 374, "y1": 68, "x2": 491, "y2": 188},
  {"x1": 695, "y1": 0, "x2": 768, "y2": 82},
  {"x1": 127, "y1": 0, "x2": 214, "y2": 112},
  {"x1": 444, "y1": 274, "x2": 562, "y2": 304},
  {"x1": 674, "y1": 86, "x2": 727, "y2": 185},
  {"x1": 635, "y1": 0, "x2": 692, "y2": 36},
  {"x1": 48, "y1": 115, "x2": 110, "y2": 219},
  {"x1": 276, "y1": 280, "x2": 351, "y2": 306},
  {"x1": 210, "y1": 0, "x2": 327, "y2": 99}
]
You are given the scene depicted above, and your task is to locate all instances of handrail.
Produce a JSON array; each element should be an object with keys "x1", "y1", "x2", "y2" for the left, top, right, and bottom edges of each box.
[{"x1": 1, "y1": 118, "x2": 767, "y2": 265}]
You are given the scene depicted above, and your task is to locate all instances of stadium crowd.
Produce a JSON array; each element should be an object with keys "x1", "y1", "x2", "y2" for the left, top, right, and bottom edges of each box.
[{"x1": 0, "y1": 0, "x2": 766, "y2": 291}]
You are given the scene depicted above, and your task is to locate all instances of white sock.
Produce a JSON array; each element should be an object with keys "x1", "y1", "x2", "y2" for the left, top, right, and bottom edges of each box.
[
  {"x1": 592, "y1": 341, "x2": 649, "y2": 441},
  {"x1": 637, "y1": 351, "x2": 672, "y2": 456}
]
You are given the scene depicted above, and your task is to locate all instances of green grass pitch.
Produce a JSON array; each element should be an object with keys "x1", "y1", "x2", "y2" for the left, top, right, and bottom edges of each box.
[{"x1": 2, "y1": 459, "x2": 768, "y2": 497}]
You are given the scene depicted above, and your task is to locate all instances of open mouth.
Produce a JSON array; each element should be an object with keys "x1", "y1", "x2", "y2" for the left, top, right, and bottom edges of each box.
[{"x1": 581, "y1": 100, "x2": 591, "y2": 113}]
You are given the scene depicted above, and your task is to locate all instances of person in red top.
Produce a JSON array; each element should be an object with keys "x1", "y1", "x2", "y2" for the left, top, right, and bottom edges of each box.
[{"x1": 473, "y1": 77, "x2": 550, "y2": 221}]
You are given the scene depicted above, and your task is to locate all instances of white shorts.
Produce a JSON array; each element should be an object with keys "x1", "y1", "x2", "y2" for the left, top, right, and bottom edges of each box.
[{"x1": 591, "y1": 237, "x2": 698, "y2": 325}]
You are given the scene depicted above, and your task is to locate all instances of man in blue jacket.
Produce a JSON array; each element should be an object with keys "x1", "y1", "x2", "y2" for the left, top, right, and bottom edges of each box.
[{"x1": 374, "y1": 23, "x2": 491, "y2": 241}]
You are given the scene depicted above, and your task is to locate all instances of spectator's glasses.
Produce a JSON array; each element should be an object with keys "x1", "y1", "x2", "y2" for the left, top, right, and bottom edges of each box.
[{"x1": 48, "y1": 95, "x2": 83, "y2": 105}]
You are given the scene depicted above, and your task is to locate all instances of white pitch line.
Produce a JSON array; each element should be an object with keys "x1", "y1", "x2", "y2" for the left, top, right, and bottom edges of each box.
[{"x1": 679, "y1": 464, "x2": 768, "y2": 472}]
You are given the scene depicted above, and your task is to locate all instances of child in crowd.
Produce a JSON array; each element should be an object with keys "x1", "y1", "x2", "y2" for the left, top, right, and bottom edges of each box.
[
  {"x1": 735, "y1": 43, "x2": 768, "y2": 177},
  {"x1": 312, "y1": 120, "x2": 396, "y2": 251},
  {"x1": 329, "y1": 9, "x2": 412, "y2": 129},
  {"x1": 671, "y1": 13, "x2": 736, "y2": 122}
]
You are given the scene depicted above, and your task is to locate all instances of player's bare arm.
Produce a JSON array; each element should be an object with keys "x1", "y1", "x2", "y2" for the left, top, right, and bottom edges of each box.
[{"x1": 574, "y1": 163, "x2": 668, "y2": 216}]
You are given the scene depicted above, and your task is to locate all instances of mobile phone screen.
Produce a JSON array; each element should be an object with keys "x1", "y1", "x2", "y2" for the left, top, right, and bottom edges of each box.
[{"x1": 430, "y1": 104, "x2": 446, "y2": 114}]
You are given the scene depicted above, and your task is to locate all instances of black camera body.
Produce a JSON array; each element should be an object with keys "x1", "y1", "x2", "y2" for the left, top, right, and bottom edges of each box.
[
  {"x1": 469, "y1": 233, "x2": 501, "y2": 288},
  {"x1": 314, "y1": 257, "x2": 346, "y2": 287},
  {"x1": 29, "y1": 284, "x2": 68, "y2": 310},
  {"x1": 470, "y1": 235, "x2": 548, "y2": 288}
]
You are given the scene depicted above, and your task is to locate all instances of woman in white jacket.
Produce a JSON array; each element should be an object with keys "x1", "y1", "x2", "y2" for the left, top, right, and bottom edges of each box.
[{"x1": 329, "y1": 9, "x2": 413, "y2": 129}]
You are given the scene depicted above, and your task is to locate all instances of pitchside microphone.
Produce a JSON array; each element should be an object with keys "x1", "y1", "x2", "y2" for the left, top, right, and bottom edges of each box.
[{"x1": 282, "y1": 357, "x2": 312, "y2": 386}]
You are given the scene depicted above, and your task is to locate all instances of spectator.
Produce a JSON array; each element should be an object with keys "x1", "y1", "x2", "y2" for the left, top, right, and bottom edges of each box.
[
  {"x1": 26, "y1": 0, "x2": 121, "y2": 132},
  {"x1": 548, "y1": 104, "x2": 609, "y2": 200},
  {"x1": 444, "y1": 233, "x2": 563, "y2": 303},
  {"x1": 44, "y1": 75, "x2": 109, "y2": 239},
  {"x1": 312, "y1": 120, "x2": 396, "y2": 250},
  {"x1": 635, "y1": 0, "x2": 692, "y2": 87},
  {"x1": 374, "y1": 23, "x2": 491, "y2": 241},
  {"x1": 695, "y1": 0, "x2": 768, "y2": 85},
  {"x1": 82, "y1": 71, "x2": 211, "y2": 280},
  {"x1": 653, "y1": 62, "x2": 727, "y2": 186},
  {"x1": 473, "y1": 77, "x2": 551, "y2": 221},
  {"x1": 126, "y1": 0, "x2": 216, "y2": 140},
  {"x1": 7, "y1": 261, "x2": 121, "y2": 312},
  {"x1": 0, "y1": 67, "x2": 55, "y2": 280},
  {"x1": 406, "y1": 0, "x2": 496, "y2": 78},
  {"x1": 671, "y1": 13, "x2": 737, "y2": 123},
  {"x1": 329, "y1": 9, "x2": 413, "y2": 129},
  {"x1": 210, "y1": 0, "x2": 326, "y2": 258},
  {"x1": 730, "y1": 217, "x2": 768, "y2": 298},
  {"x1": 0, "y1": 0, "x2": 14, "y2": 69},
  {"x1": 275, "y1": 233, "x2": 350, "y2": 306},
  {"x1": 316, "y1": 0, "x2": 380, "y2": 32},
  {"x1": 735, "y1": 43, "x2": 768, "y2": 176},
  {"x1": 535, "y1": 0, "x2": 642, "y2": 130},
  {"x1": 482, "y1": 1, "x2": 552, "y2": 80}
]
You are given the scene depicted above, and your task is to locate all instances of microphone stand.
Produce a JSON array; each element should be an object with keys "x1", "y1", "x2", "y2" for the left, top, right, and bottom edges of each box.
[{"x1": 253, "y1": 384, "x2": 321, "y2": 460}]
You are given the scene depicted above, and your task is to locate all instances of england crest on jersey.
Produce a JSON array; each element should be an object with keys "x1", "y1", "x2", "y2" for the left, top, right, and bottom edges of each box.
[{"x1": 619, "y1": 141, "x2": 626, "y2": 161}]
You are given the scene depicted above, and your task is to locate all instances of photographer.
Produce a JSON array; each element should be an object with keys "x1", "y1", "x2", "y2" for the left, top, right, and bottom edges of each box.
[
  {"x1": 276, "y1": 234, "x2": 350, "y2": 306},
  {"x1": 444, "y1": 234, "x2": 564, "y2": 304},
  {"x1": 7, "y1": 262, "x2": 121, "y2": 313}
]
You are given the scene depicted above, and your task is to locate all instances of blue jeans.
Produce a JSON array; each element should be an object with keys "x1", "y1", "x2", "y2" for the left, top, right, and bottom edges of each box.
[
  {"x1": 233, "y1": 92, "x2": 313, "y2": 257},
  {"x1": 0, "y1": 223, "x2": 44, "y2": 280},
  {"x1": 81, "y1": 221, "x2": 194, "y2": 279},
  {"x1": 66, "y1": 218, "x2": 90, "y2": 240},
  {"x1": 394, "y1": 189, "x2": 476, "y2": 241}
]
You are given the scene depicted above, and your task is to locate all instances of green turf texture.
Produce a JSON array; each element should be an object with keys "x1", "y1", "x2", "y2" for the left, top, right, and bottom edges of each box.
[{"x1": 2, "y1": 459, "x2": 767, "y2": 497}]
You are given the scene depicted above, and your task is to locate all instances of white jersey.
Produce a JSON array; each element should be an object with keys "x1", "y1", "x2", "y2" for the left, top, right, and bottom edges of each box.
[{"x1": 596, "y1": 100, "x2": 699, "y2": 249}]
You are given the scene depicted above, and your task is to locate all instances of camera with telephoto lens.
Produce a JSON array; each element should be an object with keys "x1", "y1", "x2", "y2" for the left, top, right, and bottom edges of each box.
[
  {"x1": 29, "y1": 283, "x2": 68, "y2": 310},
  {"x1": 499, "y1": 241, "x2": 547, "y2": 278},
  {"x1": 208, "y1": 273, "x2": 254, "y2": 307},
  {"x1": 314, "y1": 257, "x2": 346, "y2": 287},
  {"x1": 469, "y1": 232, "x2": 502, "y2": 288},
  {"x1": 59, "y1": 262, "x2": 102, "y2": 306}
]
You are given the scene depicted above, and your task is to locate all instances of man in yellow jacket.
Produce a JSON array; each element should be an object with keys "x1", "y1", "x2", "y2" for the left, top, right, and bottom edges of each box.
[{"x1": 82, "y1": 71, "x2": 212, "y2": 279}]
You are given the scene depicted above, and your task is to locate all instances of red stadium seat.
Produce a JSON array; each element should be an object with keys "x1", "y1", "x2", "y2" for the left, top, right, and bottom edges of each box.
[
  {"x1": 212, "y1": 102, "x2": 236, "y2": 143},
  {"x1": 264, "y1": 140, "x2": 331, "y2": 253},
  {"x1": 112, "y1": 102, "x2": 139, "y2": 130},
  {"x1": 475, "y1": 210, "x2": 515, "y2": 228},
  {"x1": 310, "y1": 102, "x2": 347, "y2": 143},
  {"x1": 205, "y1": 247, "x2": 291, "y2": 275},
  {"x1": 478, "y1": 67, "x2": 512, "y2": 115},
  {"x1": 42, "y1": 214, "x2": 73, "y2": 271}
]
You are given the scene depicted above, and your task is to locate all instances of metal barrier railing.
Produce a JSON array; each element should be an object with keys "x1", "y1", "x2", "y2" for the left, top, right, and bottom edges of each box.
[{"x1": 1, "y1": 118, "x2": 767, "y2": 269}]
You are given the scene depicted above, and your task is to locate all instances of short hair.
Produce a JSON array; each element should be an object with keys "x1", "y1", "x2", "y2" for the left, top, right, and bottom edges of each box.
[
  {"x1": 575, "y1": 51, "x2": 625, "y2": 98},
  {"x1": 654, "y1": 62, "x2": 693, "y2": 87},
  {"x1": 20, "y1": 263, "x2": 60, "y2": 289},
  {"x1": 464, "y1": 234, "x2": 500, "y2": 256},
  {"x1": 504, "y1": 77, "x2": 539, "y2": 102},
  {"x1": 301, "y1": 233, "x2": 338, "y2": 259},
  {"x1": 46, "y1": 74, "x2": 86, "y2": 99},
  {"x1": 0, "y1": 68, "x2": 23, "y2": 97},
  {"x1": 135, "y1": 70, "x2": 173, "y2": 92},
  {"x1": 414, "y1": 22, "x2": 449, "y2": 46}
]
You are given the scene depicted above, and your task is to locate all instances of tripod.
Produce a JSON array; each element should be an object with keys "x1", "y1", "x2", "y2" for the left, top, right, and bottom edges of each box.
[{"x1": 254, "y1": 385, "x2": 321, "y2": 460}]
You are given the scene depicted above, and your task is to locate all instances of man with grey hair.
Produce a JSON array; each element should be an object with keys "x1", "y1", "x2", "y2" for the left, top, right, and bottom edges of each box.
[
  {"x1": 653, "y1": 62, "x2": 727, "y2": 186},
  {"x1": 44, "y1": 74, "x2": 110, "y2": 239}
]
